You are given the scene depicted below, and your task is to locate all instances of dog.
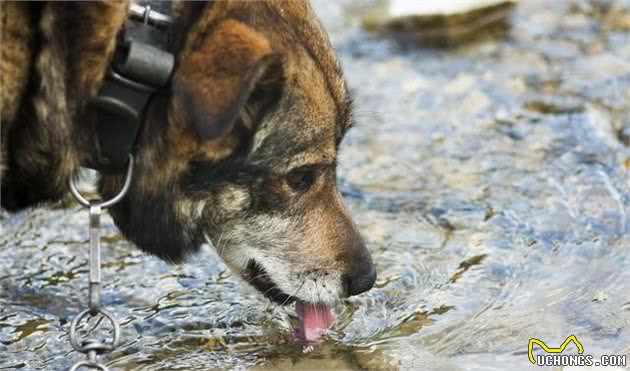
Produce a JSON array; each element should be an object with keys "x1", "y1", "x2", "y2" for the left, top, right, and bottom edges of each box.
[{"x1": 1, "y1": 0, "x2": 376, "y2": 339}]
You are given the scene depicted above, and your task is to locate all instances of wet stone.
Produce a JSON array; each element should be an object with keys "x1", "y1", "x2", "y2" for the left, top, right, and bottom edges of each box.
[
  {"x1": 523, "y1": 95, "x2": 585, "y2": 115},
  {"x1": 363, "y1": 0, "x2": 518, "y2": 46},
  {"x1": 619, "y1": 125, "x2": 630, "y2": 146}
]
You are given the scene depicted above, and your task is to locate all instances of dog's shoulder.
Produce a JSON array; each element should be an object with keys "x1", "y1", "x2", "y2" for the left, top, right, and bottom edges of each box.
[{"x1": 1, "y1": 1, "x2": 128, "y2": 210}]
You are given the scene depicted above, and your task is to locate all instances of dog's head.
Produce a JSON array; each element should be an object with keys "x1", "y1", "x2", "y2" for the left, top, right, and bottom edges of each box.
[{"x1": 101, "y1": 2, "x2": 375, "y2": 305}]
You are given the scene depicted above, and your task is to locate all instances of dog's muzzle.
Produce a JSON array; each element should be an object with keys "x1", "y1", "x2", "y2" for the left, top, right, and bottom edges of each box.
[{"x1": 242, "y1": 260, "x2": 296, "y2": 305}]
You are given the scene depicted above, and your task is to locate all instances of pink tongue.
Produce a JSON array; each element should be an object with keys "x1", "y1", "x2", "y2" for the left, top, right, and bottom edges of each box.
[{"x1": 295, "y1": 301, "x2": 335, "y2": 342}]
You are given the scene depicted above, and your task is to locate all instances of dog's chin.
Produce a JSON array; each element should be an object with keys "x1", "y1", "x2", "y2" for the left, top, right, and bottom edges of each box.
[
  {"x1": 242, "y1": 260, "x2": 296, "y2": 305},
  {"x1": 241, "y1": 259, "x2": 337, "y2": 342}
]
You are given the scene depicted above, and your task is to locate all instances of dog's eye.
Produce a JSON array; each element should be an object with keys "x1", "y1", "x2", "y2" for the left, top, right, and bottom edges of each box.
[{"x1": 286, "y1": 166, "x2": 318, "y2": 193}]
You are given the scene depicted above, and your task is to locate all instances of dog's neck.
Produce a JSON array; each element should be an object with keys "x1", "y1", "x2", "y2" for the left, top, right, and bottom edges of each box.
[
  {"x1": 83, "y1": 1, "x2": 217, "y2": 171},
  {"x1": 0, "y1": 1, "x2": 206, "y2": 210}
]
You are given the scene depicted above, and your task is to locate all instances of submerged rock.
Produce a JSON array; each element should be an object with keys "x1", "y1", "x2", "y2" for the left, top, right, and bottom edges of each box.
[
  {"x1": 363, "y1": 0, "x2": 517, "y2": 46},
  {"x1": 523, "y1": 95, "x2": 585, "y2": 115}
]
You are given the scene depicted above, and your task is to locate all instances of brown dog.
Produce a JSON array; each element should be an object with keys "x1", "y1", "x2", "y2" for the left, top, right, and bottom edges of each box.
[{"x1": 1, "y1": 0, "x2": 375, "y2": 338}]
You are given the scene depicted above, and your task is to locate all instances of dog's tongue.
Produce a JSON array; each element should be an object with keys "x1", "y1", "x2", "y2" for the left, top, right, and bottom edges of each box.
[{"x1": 295, "y1": 301, "x2": 335, "y2": 342}]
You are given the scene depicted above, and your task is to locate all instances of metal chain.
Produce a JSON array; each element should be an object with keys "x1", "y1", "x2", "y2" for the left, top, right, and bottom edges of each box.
[{"x1": 67, "y1": 155, "x2": 134, "y2": 371}]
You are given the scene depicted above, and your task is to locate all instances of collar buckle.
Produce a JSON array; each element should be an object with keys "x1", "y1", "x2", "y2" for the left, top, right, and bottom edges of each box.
[
  {"x1": 128, "y1": 3, "x2": 172, "y2": 28},
  {"x1": 86, "y1": 2, "x2": 174, "y2": 173}
]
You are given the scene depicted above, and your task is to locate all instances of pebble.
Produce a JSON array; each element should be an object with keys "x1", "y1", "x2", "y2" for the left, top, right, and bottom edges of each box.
[{"x1": 363, "y1": 0, "x2": 517, "y2": 46}]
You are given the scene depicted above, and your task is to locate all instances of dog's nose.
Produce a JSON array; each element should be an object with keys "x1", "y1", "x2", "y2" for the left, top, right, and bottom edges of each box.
[{"x1": 342, "y1": 263, "x2": 377, "y2": 297}]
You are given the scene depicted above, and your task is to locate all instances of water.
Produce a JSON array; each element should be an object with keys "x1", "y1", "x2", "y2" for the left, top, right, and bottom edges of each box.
[{"x1": 1, "y1": 1, "x2": 629, "y2": 370}]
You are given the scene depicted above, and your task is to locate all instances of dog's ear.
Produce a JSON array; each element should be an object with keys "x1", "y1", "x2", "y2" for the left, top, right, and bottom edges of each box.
[{"x1": 173, "y1": 19, "x2": 283, "y2": 140}]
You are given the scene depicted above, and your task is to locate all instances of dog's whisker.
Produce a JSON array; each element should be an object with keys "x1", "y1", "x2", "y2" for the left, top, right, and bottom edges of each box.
[
  {"x1": 316, "y1": 284, "x2": 324, "y2": 320},
  {"x1": 281, "y1": 279, "x2": 306, "y2": 307},
  {"x1": 261, "y1": 285, "x2": 281, "y2": 312},
  {"x1": 216, "y1": 231, "x2": 228, "y2": 252},
  {"x1": 206, "y1": 230, "x2": 225, "y2": 253},
  {"x1": 248, "y1": 272, "x2": 272, "y2": 282},
  {"x1": 263, "y1": 297, "x2": 275, "y2": 312},
  {"x1": 267, "y1": 287, "x2": 288, "y2": 312},
  {"x1": 261, "y1": 284, "x2": 279, "y2": 297}
]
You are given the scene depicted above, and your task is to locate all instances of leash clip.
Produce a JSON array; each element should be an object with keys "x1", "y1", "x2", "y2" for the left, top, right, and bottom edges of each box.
[{"x1": 67, "y1": 155, "x2": 133, "y2": 371}]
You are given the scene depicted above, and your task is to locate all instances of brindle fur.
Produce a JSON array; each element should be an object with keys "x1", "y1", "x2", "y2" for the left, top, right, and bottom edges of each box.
[{"x1": 1, "y1": 1, "x2": 375, "y2": 304}]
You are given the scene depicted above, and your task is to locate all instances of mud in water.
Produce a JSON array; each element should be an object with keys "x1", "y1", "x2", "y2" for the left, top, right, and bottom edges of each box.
[{"x1": 1, "y1": 1, "x2": 629, "y2": 370}]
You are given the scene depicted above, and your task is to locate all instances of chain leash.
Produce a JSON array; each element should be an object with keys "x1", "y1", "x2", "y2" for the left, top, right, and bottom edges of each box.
[{"x1": 67, "y1": 156, "x2": 134, "y2": 371}]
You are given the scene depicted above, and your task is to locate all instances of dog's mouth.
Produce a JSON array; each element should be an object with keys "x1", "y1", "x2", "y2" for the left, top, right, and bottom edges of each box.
[
  {"x1": 243, "y1": 260, "x2": 296, "y2": 305},
  {"x1": 243, "y1": 259, "x2": 336, "y2": 342}
]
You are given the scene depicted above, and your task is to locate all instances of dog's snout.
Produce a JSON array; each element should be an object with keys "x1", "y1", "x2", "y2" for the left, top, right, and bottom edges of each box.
[{"x1": 342, "y1": 262, "x2": 377, "y2": 297}]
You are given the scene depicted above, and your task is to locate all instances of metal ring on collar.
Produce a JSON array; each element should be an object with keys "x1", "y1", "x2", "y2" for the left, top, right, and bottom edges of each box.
[
  {"x1": 69, "y1": 308, "x2": 121, "y2": 353},
  {"x1": 128, "y1": 3, "x2": 172, "y2": 27},
  {"x1": 69, "y1": 154, "x2": 134, "y2": 209},
  {"x1": 68, "y1": 360, "x2": 109, "y2": 371}
]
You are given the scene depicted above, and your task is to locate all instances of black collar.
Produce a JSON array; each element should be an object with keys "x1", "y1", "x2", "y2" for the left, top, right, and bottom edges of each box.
[{"x1": 86, "y1": 2, "x2": 174, "y2": 173}]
